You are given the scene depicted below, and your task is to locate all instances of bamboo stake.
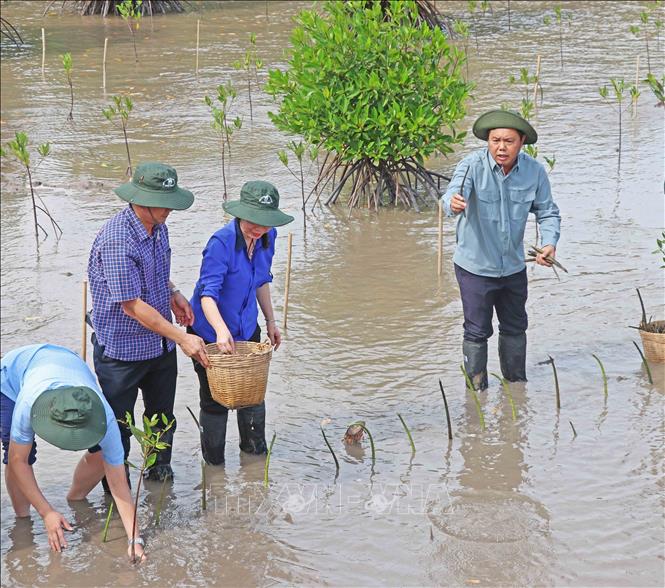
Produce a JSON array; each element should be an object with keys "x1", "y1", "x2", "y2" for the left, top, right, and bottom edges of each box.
[
  {"x1": 102, "y1": 37, "x2": 108, "y2": 90},
  {"x1": 532, "y1": 54, "x2": 541, "y2": 110},
  {"x1": 437, "y1": 200, "x2": 443, "y2": 276},
  {"x1": 81, "y1": 280, "x2": 88, "y2": 361},
  {"x1": 195, "y1": 19, "x2": 200, "y2": 75},
  {"x1": 41, "y1": 28, "x2": 46, "y2": 75},
  {"x1": 282, "y1": 232, "x2": 293, "y2": 330}
]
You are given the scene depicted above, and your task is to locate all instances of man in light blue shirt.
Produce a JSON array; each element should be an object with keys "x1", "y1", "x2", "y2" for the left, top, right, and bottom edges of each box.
[
  {"x1": 441, "y1": 110, "x2": 561, "y2": 389},
  {"x1": 1, "y1": 344, "x2": 145, "y2": 560}
]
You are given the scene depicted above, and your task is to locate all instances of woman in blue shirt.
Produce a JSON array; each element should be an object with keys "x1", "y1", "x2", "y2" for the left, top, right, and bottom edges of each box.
[{"x1": 189, "y1": 181, "x2": 293, "y2": 464}]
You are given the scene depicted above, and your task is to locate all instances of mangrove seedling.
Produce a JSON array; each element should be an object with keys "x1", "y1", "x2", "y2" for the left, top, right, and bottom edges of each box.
[
  {"x1": 490, "y1": 373, "x2": 517, "y2": 421},
  {"x1": 205, "y1": 83, "x2": 242, "y2": 201},
  {"x1": 460, "y1": 365, "x2": 486, "y2": 431},
  {"x1": 544, "y1": 155, "x2": 556, "y2": 173},
  {"x1": 546, "y1": 355, "x2": 561, "y2": 410},
  {"x1": 277, "y1": 141, "x2": 310, "y2": 231},
  {"x1": 60, "y1": 52, "x2": 74, "y2": 120},
  {"x1": 599, "y1": 79, "x2": 636, "y2": 170},
  {"x1": 120, "y1": 411, "x2": 174, "y2": 564},
  {"x1": 569, "y1": 420, "x2": 577, "y2": 438},
  {"x1": 347, "y1": 421, "x2": 376, "y2": 467},
  {"x1": 438, "y1": 379, "x2": 453, "y2": 441},
  {"x1": 320, "y1": 419, "x2": 340, "y2": 475},
  {"x1": 591, "y1": 354, "x2": 609, "y2": 398},
  {"x1": 397, "y1": 413, "x2": 416, "y2": 453},
  {"x1": 1, "y1": 132, "x2": 62, "y2": 248},
  {"x1": 629, "y1": 11, "x2": 653, "y2": 74},
  {"x1": 263, "y1": 432, "x2": 276, "y2": 488},
  {"x1": 644, "y1": 73, "x2": 665, "y2": 107},
  {"x1": 102, "y1": 95, "x2": 134, "y2": 177},
  {"x1": 233, "y1": 32, "x2": 263, "y2": 122},
  {"x1": 509, "y1": 67, "x2": 542, "y2": 105},
  {"x1": 467, "y1": 0, "x2": 479, "y2": 50},
  {"x1": 653, "y1": 230, "x2": 665, "y2": 267},
  {"x1": 452, "y1": 20, "x2": 471, "y2": 80},
  {"x1": 632, "y1": 341, "x2": 654, "y2": 384},
  {"x1": 117, "y1": 0, "x2": 142, "y2": 63},
  {"x1": 543, "y1": 4, "x2": 570, "y2": 69},
  {"x1": 266, "y1": 1, "x2": 471, "y2": 210},
  {"x1": 102, "y1": 501, "x2": 114, "y2": 542}
]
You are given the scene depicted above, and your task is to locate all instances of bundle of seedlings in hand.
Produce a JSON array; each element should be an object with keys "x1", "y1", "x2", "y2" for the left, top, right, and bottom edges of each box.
[{"x1": 526, "y1": 244, "x2": 568, "y2": 280}]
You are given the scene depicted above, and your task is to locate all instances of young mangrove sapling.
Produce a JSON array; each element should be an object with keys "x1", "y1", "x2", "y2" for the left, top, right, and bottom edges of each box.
[
  {"x1": 120, "y1": 411, "x2": 174, "y2": 564},
  {"x1": 204, "y1": 83, "x2": 242, "y2": 201},
  {"x1": 599, "y1": 79, "x2": 636, "y2": 170},
  {"x1": 117, "y1": 0, "x2": 142, "y2": 63},
  {"x1": 1, "y1": 132, "x2": 62, "y2": 248},
  {"x1": 102, "y1": 95, "x2": 134, "y2": 177},
  {"x1": 60, "y1": 52, "x2": 74, "y2": 120},
  {"x1": 233, "y1": 32, "x2": 262, "y2": 122}
]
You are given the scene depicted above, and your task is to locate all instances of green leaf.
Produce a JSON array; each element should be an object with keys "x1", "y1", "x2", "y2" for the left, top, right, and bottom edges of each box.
[
  {"x1": 146, "y1": 453, "x2": 157, "y2": 469},
  {"x1": 277, "y1": 149, "x2": 288, "y2": 167}
]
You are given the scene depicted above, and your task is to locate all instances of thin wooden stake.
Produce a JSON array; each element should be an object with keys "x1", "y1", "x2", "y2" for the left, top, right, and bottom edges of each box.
[
  {"x1": 102, "y1": 37, "x2": 108, "y2": 90},
  {"x1": 282, "y1": 232, "x2": 293, "y2": 330},
  {"x1": 41, "y1": 28, "x2": 46, "y2": 74},
  {"x1": 437, "y1": 200, "x2": 443, "y2": 276},
  {"x1": 195, "y1": 19, "x2": 200, "y2": 75},
  {"x1": 532, "y1": 54, "x2": 541, "y2": 110},
  {"x1": 81, "y1": 280, "x2": 88, "y2": 361}
]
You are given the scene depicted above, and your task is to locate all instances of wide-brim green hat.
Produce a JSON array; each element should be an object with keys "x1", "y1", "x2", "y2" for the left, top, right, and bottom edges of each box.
[
  {"x1": 31, "y1": 386, "x2": 107, "y2": 451},
  {"x1": 222, "y1": 180, "x2": 294, "y2": 227},
  {"x1": 472, "y1": 110, "x2": 538, "y2": 145},
  {"x1": 114, "y1": 162, "x2": 194, "y2": 210}
]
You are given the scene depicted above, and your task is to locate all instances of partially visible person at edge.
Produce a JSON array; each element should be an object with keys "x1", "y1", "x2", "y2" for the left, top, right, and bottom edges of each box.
[
  {"x1": 1, "y1": 344, "x2": 145, "y2": 561},
  {"x1": 189, "y1": 181, "x2": 294, "y2": 465},
  {"x1": 441, "y1": 110, "x2": 561, "y2": 390},
  {"x1": 88, "y1": 162, "x2": 209, "y2": 482}
]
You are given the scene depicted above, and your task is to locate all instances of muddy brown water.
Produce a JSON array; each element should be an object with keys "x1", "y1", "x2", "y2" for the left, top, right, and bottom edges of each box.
[{"x1": 1, "y1": 1, "x2": 663, "y2": 586}]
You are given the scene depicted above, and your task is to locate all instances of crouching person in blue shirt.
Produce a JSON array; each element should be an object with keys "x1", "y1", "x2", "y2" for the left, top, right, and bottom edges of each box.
[
  {"x1": 441, "y1": 110, "x2": 561, "y2": 390},
  {"x1": 1, "y1": 344, "x2": 145, "y2": 561},
  {"x1": 189, "y1": 181, "x2": 294, "y2": 465}
]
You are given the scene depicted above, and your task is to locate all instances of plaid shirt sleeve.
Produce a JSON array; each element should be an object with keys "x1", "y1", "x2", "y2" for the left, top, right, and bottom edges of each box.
[
  {"x1": 100, "y1": 238, "x2": 142, "y2": 303},
  {"x1": 198, "y1": 236, "x2": 229, "y2": 301}
]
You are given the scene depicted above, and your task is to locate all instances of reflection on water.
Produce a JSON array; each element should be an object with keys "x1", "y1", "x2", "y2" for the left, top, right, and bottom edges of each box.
[{"x1": 1, "y1": 0, "x2": 664, "y2": 586}]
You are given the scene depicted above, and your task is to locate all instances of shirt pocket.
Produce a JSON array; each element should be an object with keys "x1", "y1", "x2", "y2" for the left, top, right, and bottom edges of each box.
[
  {"x1": 509, "y1": 187, "x2": 536, "y2": 225},
  {"x1": 476, "y1": 189, "x2": 500, "y2": 220}
]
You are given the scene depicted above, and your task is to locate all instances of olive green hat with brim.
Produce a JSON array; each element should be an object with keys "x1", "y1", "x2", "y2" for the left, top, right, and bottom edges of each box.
[
  {"x1": 114, "y1": 162, "x2": 194, "y2": 210},
  {"x1": 472, "y1": 109, "x2": 538, "y2": 145},
  {"x1": 30, "y1": 386, "x2": 107, "y2": 451},
  {"x1": 223, "y1": 181, "x2": 294, "y2": 227}
]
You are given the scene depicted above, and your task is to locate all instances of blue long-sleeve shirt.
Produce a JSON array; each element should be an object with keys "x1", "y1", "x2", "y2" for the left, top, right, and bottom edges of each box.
[
  {"x1": 441, "y1": 148, "x2": 561, "y2": 278},
  {"x1": 191, "y1": 219, "x2": 276, "y2": 343}
]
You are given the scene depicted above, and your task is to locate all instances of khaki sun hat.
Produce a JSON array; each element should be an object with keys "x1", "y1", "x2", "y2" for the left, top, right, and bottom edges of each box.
[
  {"x1": 30, "y1": 386, "x2": 107, "y2": 451},
  {"x1": 472, "y1": 109, "x2": 538, "y2": 145},
  {"x1": 222, "y1": 181, "x2": 294, "y2": 227},
  {"x1": 114, "y1": 162, "x2": 194, "y2": 210}
]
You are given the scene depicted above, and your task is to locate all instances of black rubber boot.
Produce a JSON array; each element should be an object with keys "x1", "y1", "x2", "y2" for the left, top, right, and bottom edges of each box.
[
  {"x1": 499, "y1": 333, "x2": 527, "y2": 382},
  {"x1": 237, "y1": 402, "x2": 267, "y2": 455},
  {"x1": 199, "y1": 408, "x2": 229, "y2": 466},
  {"x1": 463, "y1": 340, "x2": 488, "y2": 391},
  {"x1": 144, "y1": 419, "x2": 176, "y2": 481}
]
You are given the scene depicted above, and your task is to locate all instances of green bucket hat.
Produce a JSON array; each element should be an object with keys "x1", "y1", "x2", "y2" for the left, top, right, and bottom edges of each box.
[
  {"x1": 30, "y1": 386, "x2": 107, "y2": 451},
  {"x1": 222, "y1": 181, "x2": 294, "y2": 227},
  {"x1": 114, "y1": 162, "x2": 194, "y2": 210},
  {"x1": 472, "y1": 110, "x2": 538, "y2": 145}
]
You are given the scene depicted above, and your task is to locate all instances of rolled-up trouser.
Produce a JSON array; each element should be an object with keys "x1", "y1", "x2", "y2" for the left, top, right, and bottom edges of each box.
[
  {"x1": 190, "y1": 324, "x2": 267, "y2": 465},
  {"x1": 455, "y1": 264, "x2": 528, "y2": 342},
  {"x1": 91, "y1": 333, "x2": 178, "y2": 464}
]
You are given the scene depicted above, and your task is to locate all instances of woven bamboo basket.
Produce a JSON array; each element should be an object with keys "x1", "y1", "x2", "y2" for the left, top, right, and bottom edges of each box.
[
  {"x1": 205, "y1": 341, "x2": 273, "y2": 409},
  {"x1": 639, "y1": 321, "x2": 665, "y2": 364}
]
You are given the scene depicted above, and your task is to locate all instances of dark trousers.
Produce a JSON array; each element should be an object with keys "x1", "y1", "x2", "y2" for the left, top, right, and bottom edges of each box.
[
  {"x1": 1, "y1": 393, "x2": 37, "y2": 465},
  {"x1": 455, "y1": 264, "x2": 528, "y2": 343},
  {"x1": 92, "y1": 333, "x2": 177, "y2": 464},
  {"x1": 189, "y1": 325, "x2": 267, "y2": 465}
]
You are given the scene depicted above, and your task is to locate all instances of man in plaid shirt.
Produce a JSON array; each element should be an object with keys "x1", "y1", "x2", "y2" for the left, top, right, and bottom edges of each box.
[{"x1": 88, "y1": 162, "x2": 209, "y2": 482}]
